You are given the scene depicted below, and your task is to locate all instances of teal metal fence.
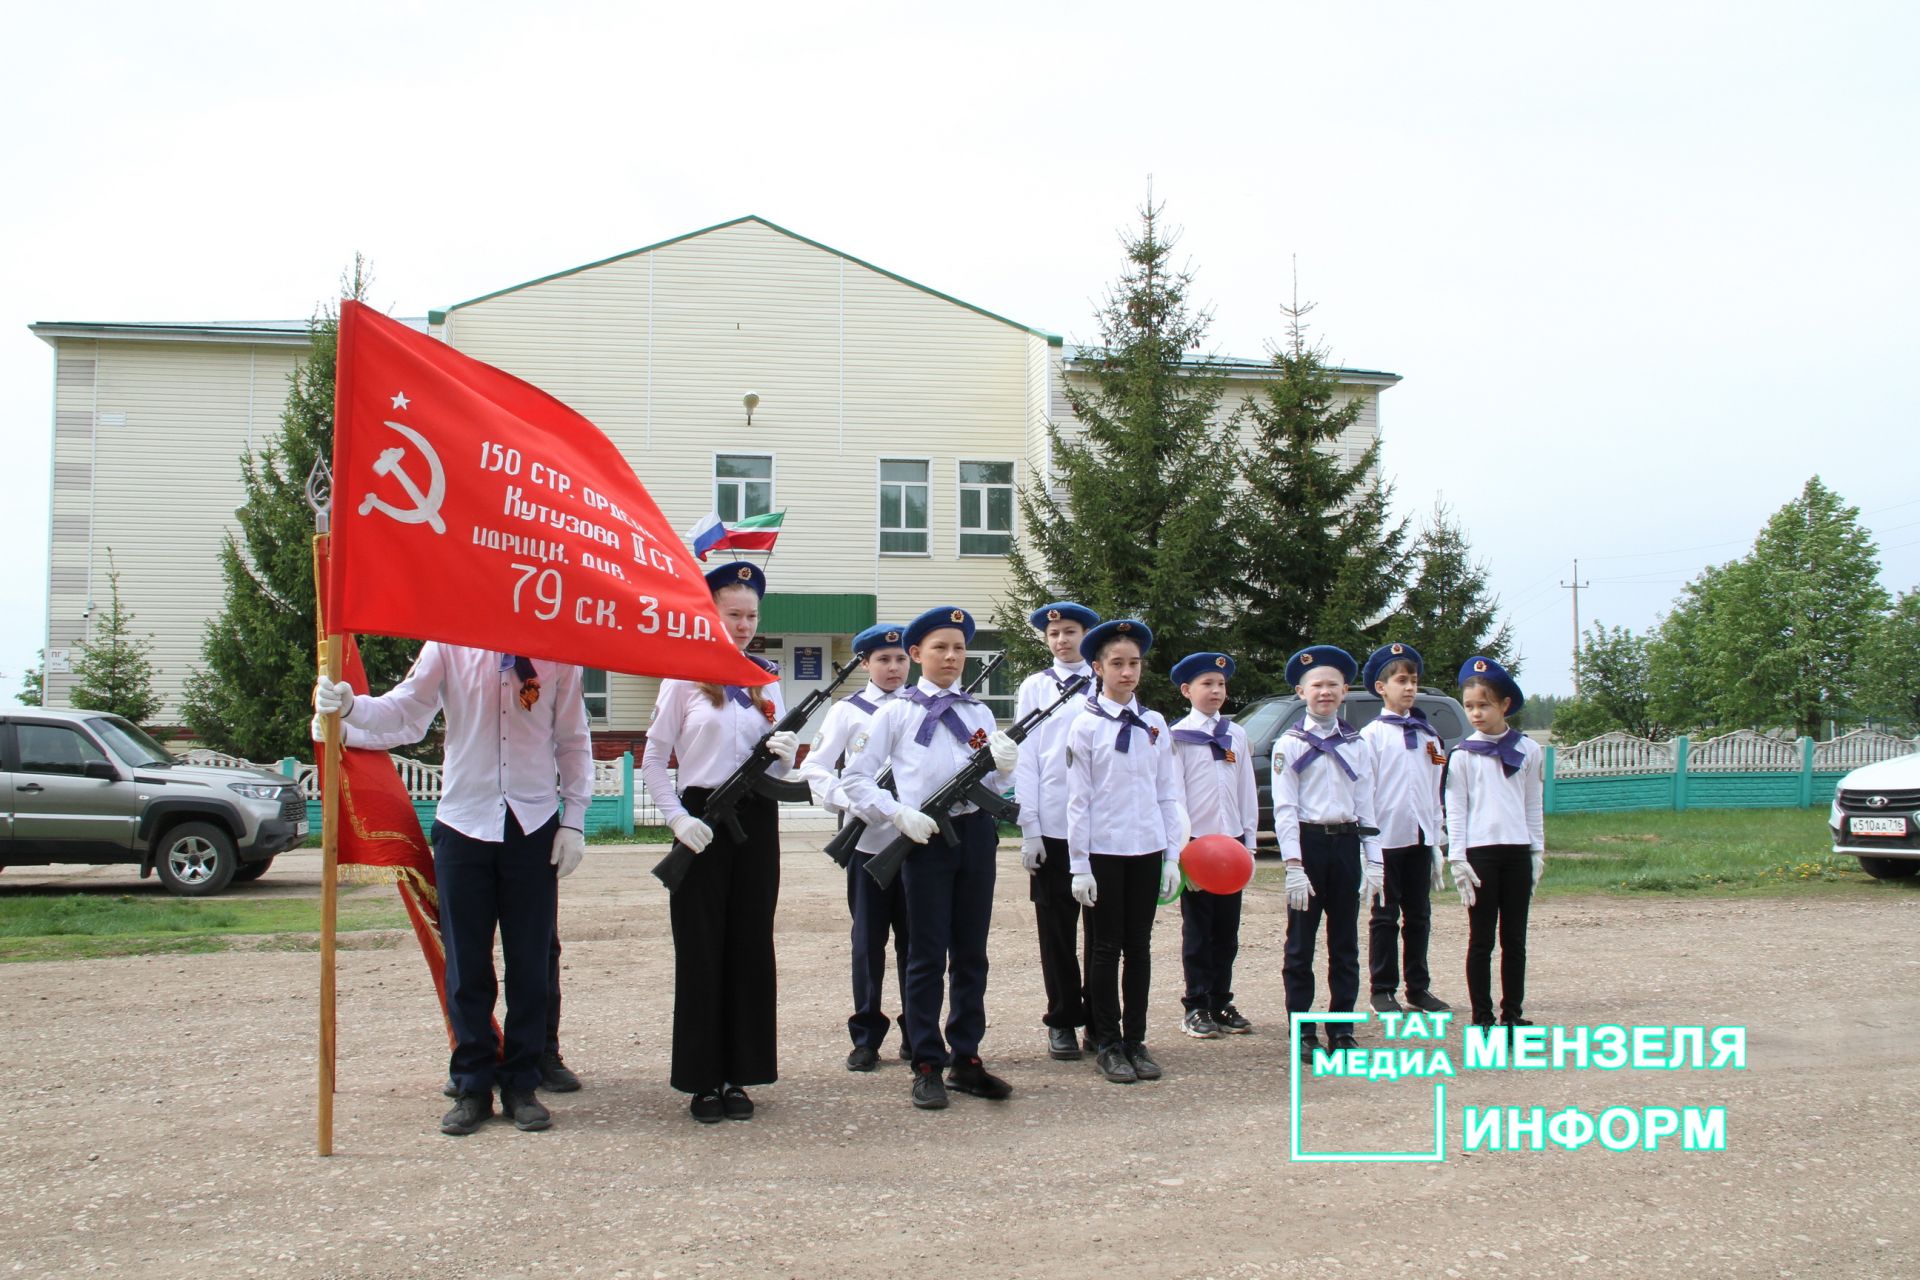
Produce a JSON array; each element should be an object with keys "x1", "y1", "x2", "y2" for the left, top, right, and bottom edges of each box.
[
  {"x1": 272, "y1": 751, "x2": 644, "y2": 837},
  {"x1": 1544, "y1": 729, "x2": 1918, "y2": 815}
]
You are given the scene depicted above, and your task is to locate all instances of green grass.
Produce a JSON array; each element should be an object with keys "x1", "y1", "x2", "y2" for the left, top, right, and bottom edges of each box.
[
  {"x1": 586, "y1": 825, "x2": 674, "y2": 845},
  {"x1": 0, "y1": 886, "x2": 409, "y2": 963},
  {"x1": 1255, "y1": 808, "x2": 1904, "y2": 898}
]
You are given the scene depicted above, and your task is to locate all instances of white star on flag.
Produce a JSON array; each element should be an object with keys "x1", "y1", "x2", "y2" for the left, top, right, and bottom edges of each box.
[{"x1": 391, "y1": 391, "x2": 410, "y2": 410}]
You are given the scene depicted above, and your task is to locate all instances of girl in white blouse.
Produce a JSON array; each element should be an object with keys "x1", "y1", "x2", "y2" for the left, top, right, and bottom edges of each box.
[{"x1": 639, "y1": 561, "x2": 799, "y2": 1123}]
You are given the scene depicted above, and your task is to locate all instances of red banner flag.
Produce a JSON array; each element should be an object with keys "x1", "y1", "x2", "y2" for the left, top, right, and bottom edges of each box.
[{"x1": 329, "y1": 301, "x2": 772, "y2": 685}]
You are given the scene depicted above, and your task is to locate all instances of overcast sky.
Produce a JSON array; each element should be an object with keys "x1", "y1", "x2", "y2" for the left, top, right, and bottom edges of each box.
[{"x1": 4, "y1": 0, "x2": 1915, "y2": 705}]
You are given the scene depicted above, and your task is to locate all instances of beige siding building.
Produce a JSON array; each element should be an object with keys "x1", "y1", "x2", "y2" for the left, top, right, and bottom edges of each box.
[{"x1": 32, "y1": 216, "x2": 1398, "y2": 743}]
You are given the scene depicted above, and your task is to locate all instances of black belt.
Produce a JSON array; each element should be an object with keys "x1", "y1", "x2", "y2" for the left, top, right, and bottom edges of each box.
[{"x1": 1300, "y1": 821, "x2": 1364, "y2": 837}]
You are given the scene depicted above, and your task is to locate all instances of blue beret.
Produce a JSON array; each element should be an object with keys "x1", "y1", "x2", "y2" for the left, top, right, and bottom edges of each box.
[
  {"x1": 1285, "y1": 645, "x2": 1357, "y2": 687},
  {"x1": 705, "y1": 560, "x2": 766, "y2": 598},
  {"x1": 904, "y1": 606, "x2": 976, "y2": 649},
  {"x1": 1171, "y1": 652, "x2": 1235, "y2": 685},
  {"x1": 1029, "y1": 601, "x2": 1101, "y2": 632},
  {"x1": 1081, "y1": 617, "x2": 1153, "y2": 661},
  {"x1": 1458, "y1": 654, "x2": 1525, "y2": 717},
  {"x1": 1362, "y1": 642, "x2": 1423, "y2": 690},
  {"x1": 852, "y1": 623, "x2": 908, "y2": 658}
]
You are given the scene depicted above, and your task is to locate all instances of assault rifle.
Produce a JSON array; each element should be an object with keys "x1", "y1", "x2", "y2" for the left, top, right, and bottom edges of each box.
[
  {"x1": 651, "y1": 655, "x2": 864, "y2": 892},
  {"x1": 822, "y1": 653, "x2": 1006, "y2": 867},
  {"x1": 862, "y1": 674, "x2": 1088, "y2": 891}
]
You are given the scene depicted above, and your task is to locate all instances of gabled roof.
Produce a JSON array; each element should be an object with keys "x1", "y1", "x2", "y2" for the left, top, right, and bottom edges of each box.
[
  {"x1": 29, "y1": 317, "x2": 427, "y2": 347},
  {"x1": 1061, "y1": 344, "x2": 1400, "y2": 388},
  {"x1": 436, "y1": 214, "x2": 1063, "y2": 346}
]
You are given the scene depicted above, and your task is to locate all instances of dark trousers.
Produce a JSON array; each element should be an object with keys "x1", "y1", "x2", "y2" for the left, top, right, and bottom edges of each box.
[
  {"x1": 1086, "y1": 852, "x2": 1162, "y2": 1048},
  {"x1": 669, "y1": 789, "x2": 780, "y2": 1094},
  {"x1": 1180, "y1": 887, "x2": 1243, "y2": 1012},
  {"x1": 433, "y1": 810, "x2": 558, "y2": 1095},
  {"x1": 900, "y1": 809, "x2": 997, "y2": 1069},
  {"x1": 1464, "y1": 844, "x2": 1532, "y2": 1024},
  {"x1": 1369, "y1": 843, "x2": 1435, "y2": 998},
  {"x1": 546, "y1": 925, "x2": 563, "y2": 1053},
  {"x1": 847, "y1": 850, "x2": 911, "y2": 1052},
  {"x1": 1031, "y1": 835, "x2": 1088, "y2": 1029},
  {"x1": 1283, "y1": 829, "x2": 1361, "y2": 1039}
]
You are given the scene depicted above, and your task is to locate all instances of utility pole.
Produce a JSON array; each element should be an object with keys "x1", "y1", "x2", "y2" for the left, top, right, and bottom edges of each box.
[{"x1": 1561, "y1": 559, "x2": 1591, "y2": 696}]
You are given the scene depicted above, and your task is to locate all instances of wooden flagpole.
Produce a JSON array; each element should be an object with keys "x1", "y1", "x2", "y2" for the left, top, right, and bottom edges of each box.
[{"x1": 308, "y1": 460, "x2": 341, "y2": 1157}]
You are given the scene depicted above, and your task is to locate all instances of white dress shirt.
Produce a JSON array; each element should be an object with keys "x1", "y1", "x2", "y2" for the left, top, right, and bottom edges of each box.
[
  {"x1": 342, "y1": 643, "x2": 593, "y2": 842},
  {"x1": 1271, "y1": 714, "x2": 1383, "y2": 865},
  {"x1": 1065, "y1": 693, "x2": 1182, "y2": 875},
  {"x1": 1444, "y1": 730, "x2": 1546, "y2": 858},
  {"x1": 841, "y1": 676, "x2": 1011, "y2": 856},
  {"x1": 640, "y1": 673, "x2": 791, "y2": 824},
  {"x1": 1361, "y1": 714, "x2": 1447, "y2": 850},
  {"x1": 1012, "y1": 663, "x2": 1093, "y2": 841},
  {"x1": 1167, "y1": 709, "x2": 1257, "y2": 849},
  {"x1": 796, "y1": 683, "x2": 898, "y2": 815}
]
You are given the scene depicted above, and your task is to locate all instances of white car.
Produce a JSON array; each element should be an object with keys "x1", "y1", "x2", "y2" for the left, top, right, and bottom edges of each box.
[{"x1": 1830, "y1": 752, "x2": 1920, "y2": 880}]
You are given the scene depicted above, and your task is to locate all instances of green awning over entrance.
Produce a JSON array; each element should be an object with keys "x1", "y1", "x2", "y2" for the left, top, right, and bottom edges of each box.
[{"x1": 760, "y1": 592, "x2": 876, "y2": 634}]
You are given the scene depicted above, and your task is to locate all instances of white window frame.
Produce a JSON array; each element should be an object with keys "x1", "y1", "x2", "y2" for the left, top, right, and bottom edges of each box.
[
  {"x1": 956, "y1": 459, "x2": 1016, "y2": 558},
  {"x1": 714, "y1": 452, "x2": 776, "y2": 525},
  {"x1": 962, "y1": 642, "x2": 1015, "y2": 723},
  {"x1": 876, "y1": 456, "x2": 932, "y2": 558}
]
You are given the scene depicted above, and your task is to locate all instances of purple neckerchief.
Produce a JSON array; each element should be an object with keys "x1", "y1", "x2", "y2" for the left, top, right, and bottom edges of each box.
[
  {"x1": 1172, "y1": 716, "x2": 1233, "y2": 760},
  {"x1": 1085, "y1": 698, "x2": 1152, "y2": 753},
  {"x1": 1053, "y1": 669, "x2": 1090, "y2": 696},
  {"x1": 909, "y1": 685, "x2": 978, "y2": 747},
  {"x1": 846, "y1": 693, "x2": 879, "y2": 715},
  {"x1": 1377, "y1": 710, "x2": 1438, "y2": 750},
  {"x1": 1288, "y1": 721, "x2": 1361, "y2": 780},
  {"x1": 1456, "y1": 729, "x2": 1527, "y2": 777},
  {"x1": 726, "y1": 655, "x2": 778, "y2": 709}
]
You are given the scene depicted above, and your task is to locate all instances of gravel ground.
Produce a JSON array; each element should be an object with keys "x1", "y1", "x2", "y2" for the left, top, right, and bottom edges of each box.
[{"x1": 2, "y1": 838, "x2": 1916, "y2": 1279}]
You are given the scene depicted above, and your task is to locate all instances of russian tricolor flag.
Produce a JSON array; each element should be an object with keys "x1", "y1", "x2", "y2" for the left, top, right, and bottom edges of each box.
[{"x1": 687, "y1": 511, "x2": 728, "y2": 561}]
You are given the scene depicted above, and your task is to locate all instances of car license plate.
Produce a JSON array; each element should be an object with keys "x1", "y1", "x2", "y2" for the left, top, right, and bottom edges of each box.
[
  {"x1": 296, "y1": 820, "x2": 310, "y2": 837},
  {"x1": 1849, "y1": 816, "x2": 1907, "y2": 837}
]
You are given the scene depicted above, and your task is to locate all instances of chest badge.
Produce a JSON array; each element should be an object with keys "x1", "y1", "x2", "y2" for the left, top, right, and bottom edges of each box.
[
  {"x1": 1147, "y1": 725, "x2": 1161, "y2": 744},
  {"x1": 1223, "y1": 748, "x2": 1237, "y2": 764},
  {"x1": 1426, "y1": 742, "x2": 1446, "y2": 766},
  {"x1": 968, "y1": 728, "x2": 989, "y2": 751}
]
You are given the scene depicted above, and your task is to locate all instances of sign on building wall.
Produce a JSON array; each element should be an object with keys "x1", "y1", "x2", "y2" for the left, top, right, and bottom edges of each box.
[{"x1": 793, "y1": 645, "x2": 824, "y2": 682}]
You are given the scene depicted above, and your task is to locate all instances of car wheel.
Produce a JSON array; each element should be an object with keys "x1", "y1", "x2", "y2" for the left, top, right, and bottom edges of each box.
[
  {"x1": 1856, "y1": 856, "x2": 1920, "y2": 880},
  {"x1": 154, "y1": 821, "x2": 239, "y2": 896},
  {"x1": 231, "y1": 857, "x2": 275, "y2": 883}
]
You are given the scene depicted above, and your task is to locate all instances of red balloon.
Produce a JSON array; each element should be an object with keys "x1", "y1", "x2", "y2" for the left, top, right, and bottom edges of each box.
[{"x1": 1180, "y1": 833, "x2": 1253, "y2": 895}]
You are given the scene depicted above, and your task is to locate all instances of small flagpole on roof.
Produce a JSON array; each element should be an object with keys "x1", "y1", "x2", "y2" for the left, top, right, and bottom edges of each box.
[{"x1": 306, "y1": 449, "x2": 342, "y2": 1158}]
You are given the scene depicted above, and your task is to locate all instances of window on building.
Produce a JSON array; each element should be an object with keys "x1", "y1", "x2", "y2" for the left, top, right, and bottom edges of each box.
[
  {"x1": 958, "y1": 460, "x2": 1014, "y2": 556},
  {"x1": 583, "y1": 669, "x2": 609, "y2": 723},
  {"x1": 964, "y1": 634, "x2": 1016, "y2": 722},
  {"x1": 715, "y1": 454, "x2": 773, "y2": 523},
  {"x1": 879, "y1": 459, "x2": 930, "y2": 555}
]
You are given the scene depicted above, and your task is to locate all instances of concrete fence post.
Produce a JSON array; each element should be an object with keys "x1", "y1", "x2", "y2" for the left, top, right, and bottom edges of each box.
[
  {"x1": 279, "y1": 756, "x2": 299, "y2": 779},
  {"x1": 1543, "y1": 744, "x2": 1558, "y2": 815},
  {"x1": 621, "y1": 752, "x2": 636, "y2": 835},
  {"x1": 1799, "y1": 736, "x2": 1815, "y2": 808},
  {"x1": 1673, "y1": 735, "x2": 1691, "y2": 812}
]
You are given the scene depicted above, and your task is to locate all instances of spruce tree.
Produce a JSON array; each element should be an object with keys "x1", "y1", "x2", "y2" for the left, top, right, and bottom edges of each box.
[
  {"x1": 68, "y1": 554, "x2": 159, "y2": 726},
  {"x1": 16, "y1": 651, "x2": 43, "y2": 707},
  {"x1": 181, "y1": 258, "x2": 420, "y2": 760},
  {"x1": 1225, "y1": 296, "x2": 1408, "y2": 701},
  {"x1": 993, "y1": 198, "x2": 1238, "y2": 690},
  {"x1": 1383, "y1": 501, "x2": 1508, "y2": 690}
]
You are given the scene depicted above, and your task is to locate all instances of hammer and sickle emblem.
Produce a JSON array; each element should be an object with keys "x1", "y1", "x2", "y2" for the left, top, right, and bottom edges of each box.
[{"x1": 358, "y1": 420, "x2": 447, "y2": 535}]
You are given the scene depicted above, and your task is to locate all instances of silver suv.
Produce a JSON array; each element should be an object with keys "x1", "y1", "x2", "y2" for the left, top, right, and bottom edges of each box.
[{"x1": 1, "y1": 708, "x2": 307, "y2": 895}]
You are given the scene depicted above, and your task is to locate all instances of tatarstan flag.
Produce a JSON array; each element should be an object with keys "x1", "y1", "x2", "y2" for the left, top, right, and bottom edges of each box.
[{"x1": 716, "y1": 509, "x2": 784, "y2": 554}]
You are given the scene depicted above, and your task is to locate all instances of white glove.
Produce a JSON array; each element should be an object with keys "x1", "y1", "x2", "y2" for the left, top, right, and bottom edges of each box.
[
  {"x1": 1451, "y1": 859, "x2": 1480, "y2": 908},
  {"x1": 1362, "y1": 859, "x2": 1387, "y2": 908},
  {"x1": 668, "y1": 813, "x2": 714, "y2": 853},
  {"x1": 310, "y1": 713, "x2": 327, "y2": 742},
  {"x1": 1531, "y1": 851, "x2": 1545, "y2": 889},
  {"x1": 551, "y1": 827, "x2": 585, "y2": 878},
  {"x1": 1285, "y1": 862, "x2": 1314, "y2": 912},
  {"x1": 892, "y1": 806, "x2": 939, "y2": 844},
  {"x1": 1159, "y1": 861, "x2": 1182, "y2": 901},
  {"x1": 989, "y1": 730, "x2": 1019, "y2": 772},
  {"x1": 1071, "y1": 873, "x2": 1098, "y2": 908},
  {"x1": 765, "y1": 731, "x2": 799, "y2": 765},
  {"x1": 1021, "y1": 836, "x2": 1045, "y2": 872},
  {"x1": 1430, "y1": 847, "x2": 1446, "y2": 893},
  {"x1": 313, "y1": 677, "x2": 354, "y2": 718}
]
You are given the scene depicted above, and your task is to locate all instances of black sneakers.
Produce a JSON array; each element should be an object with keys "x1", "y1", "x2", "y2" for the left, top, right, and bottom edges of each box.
[
  {"x1": 690, "y1": 1091, "x2": 725, "y2": 1124},
  {"x1": 1096, "y1": 1043, "x2": 1138, "y2": 1084},
  {"x1": 1124, "y1": 1043, "x2": 1163, "y2": 1081},
  {"x1": 1182, "y1": 1009, "x2": 1220, "y2": 1039},
  {"x1": 1212, "y1": 1005, "x2": 1253, "y2": 1033},
  {"x1": 847, "y1": 1045, "x2": 880, "y2": 1072},
  {"x1": 538, "y1": 1050, "x2": 582, "y2": 1093},
  {"x1": 439, "y1": 1091, "x2": 492, "y2": 1136},
  {"x1": 946, "y1": 1056, "x2": 1013, "y2": 1100},
  {"x1": 500, "y1": 1086, "x2": 552, "y2": 1132},
  {"x1": 911, "y1": 1062, "x2": 949, "y2": 1110},
  {"x1": 1048, "y1": 1027, "x2": 1082, "y2": 1060},
  {"x1": 1297, "y1": 1035, "x2": 1323, "y2": 1065},
  {"x1": 896, "y1": 1039, "x2": 913, "y2": 1061},
  {"x1": 1406, "y1": 991, "x2": 1452, "y2": 1013},
  {"x1": 721, "y1": 1085, "x2": 754, "y2": 1120},
  {"x1": 1369, "y1": 991, "x2": 1402, "y2": 1014},
  {"x1": 1328, "y1": 1031, "x2": 1360, "y2": 1052}
]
